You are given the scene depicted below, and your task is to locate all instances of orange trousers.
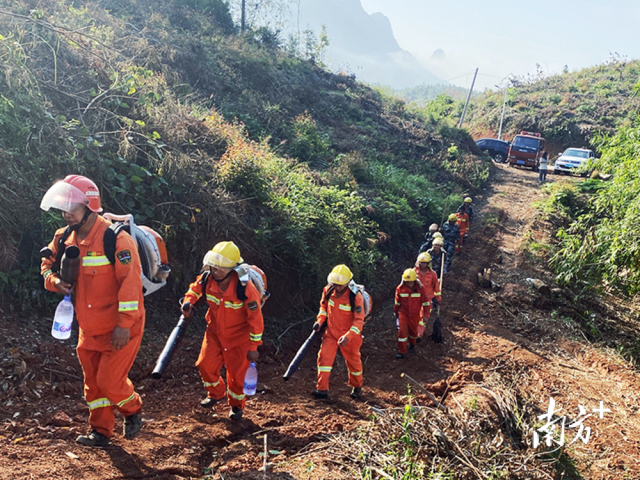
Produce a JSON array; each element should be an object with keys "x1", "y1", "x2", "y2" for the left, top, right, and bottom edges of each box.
[
  {"x1": 77, "y1": 327, "x2": 143, "y2": 438},
  {"x1": 317, "y1": 330, "x2": 363, "y2": 391},
  {"x1": 196, "y1": 327, "x2": 250, "y2": 409},
  {"x1": 397, "y1": 313, "x2": 419, "y2": 353}
]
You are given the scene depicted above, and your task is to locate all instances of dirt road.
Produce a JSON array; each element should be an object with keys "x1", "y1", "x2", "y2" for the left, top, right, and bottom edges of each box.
[{"x1": 2, "y1": 164, "x2": 640, "y2": 479}]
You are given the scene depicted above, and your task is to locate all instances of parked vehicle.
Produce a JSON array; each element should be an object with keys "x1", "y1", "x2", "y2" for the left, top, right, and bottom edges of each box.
[
  {"x1": 507, "y1": 131, "x2": 546, "y2": 171},
  {"x1": 475, "y1": 138, "x2": 511, "y2": 163},
  {"x1": 554, "y1": 148, "x2": 595, "y2": 176}
]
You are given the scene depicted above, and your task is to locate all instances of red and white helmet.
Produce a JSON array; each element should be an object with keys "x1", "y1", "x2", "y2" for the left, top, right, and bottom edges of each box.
[{"x1": 40, "y1": 175, "x2": 103, "y2": 213}]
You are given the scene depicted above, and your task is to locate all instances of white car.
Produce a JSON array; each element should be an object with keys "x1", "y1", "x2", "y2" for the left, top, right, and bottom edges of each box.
[{"x1": 554, "y1": 148, "x2": 595, "y2": 175}]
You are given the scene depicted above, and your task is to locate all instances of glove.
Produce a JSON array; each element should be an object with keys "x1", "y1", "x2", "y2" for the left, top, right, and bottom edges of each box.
[
  {"x1": 394, "y1": 315, "x2": 399, "y2": 329},
  {"x1": 181, "y1": 301, "x2": 193, "y2": 318},
  {"x1": 313, "y1": 322, "x2": 322, "y2": 332}
]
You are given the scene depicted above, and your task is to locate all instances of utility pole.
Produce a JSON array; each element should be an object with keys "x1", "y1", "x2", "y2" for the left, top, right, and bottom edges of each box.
[
  {"x1": 497, "y1": 80, "x2": 509, "y2": 140},
  {"x1": 458, "y1": 68, "x2": 478, "y2": 128},
  {"x1": 241, "y1": 0, "x2": 246, "y2": 32}
]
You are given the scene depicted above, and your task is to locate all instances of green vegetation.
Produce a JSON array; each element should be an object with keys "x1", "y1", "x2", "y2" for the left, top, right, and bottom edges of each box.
[
  {"x1": 0, "y1": 0, "x2": 488, "y2": 311},
  {"x1": 376, "y1": 83, "x2": 471, "y2": 105},
  {"x1": 548, "y1": 122, "x2": 640, "y2": 296}
]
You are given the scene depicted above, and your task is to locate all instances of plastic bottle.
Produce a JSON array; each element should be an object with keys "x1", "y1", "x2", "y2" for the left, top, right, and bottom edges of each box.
[
  {"x1": 51, "y1": 295, "x2": 74, "y2": 340},
  {"x1": 243, "y1": 362, "x2": 258, "y2": 396}
]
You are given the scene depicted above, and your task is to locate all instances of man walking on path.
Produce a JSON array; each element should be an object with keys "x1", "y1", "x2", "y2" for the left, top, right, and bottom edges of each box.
[
  {"x1": 428, "y1": 237, "x2": 447, "y2": 276},
  {"x1": 393, "y1": 269, "x2": 430, "y2": 358},
  {"x1": 538, "y1": 152, "x2": 549, "y2": 184},
  {"x1": 419, "y1": 223, "x2": 439, "y2": 254},
  {"x1": 313, "y1": 265, "x2": 364, "y2": 400},
  {"x1": 40, "y1": 175, "x2": 145, "y2": 447},
  {"x1": 182, "y1": 241, "x2": 264, "y2": 421},
  {"x1": 457, "y1": 197, "x2": 474, "y2": 223},
  {"x1": 414, "y1": 252, "x2": 441, "y2": 339}
]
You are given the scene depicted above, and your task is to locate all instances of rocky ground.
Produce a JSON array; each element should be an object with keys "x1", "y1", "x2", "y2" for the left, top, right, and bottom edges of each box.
[{"x1": 2, "y1": 164, "x2": 640, "y2": 479}]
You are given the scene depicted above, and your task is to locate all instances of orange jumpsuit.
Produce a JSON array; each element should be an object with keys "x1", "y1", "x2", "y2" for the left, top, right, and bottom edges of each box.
[
  {"x1": 183, "y1": 272, "x2": 264, "y2": 409},
  {"x1": 415, "y1": 266, "x2": 442, "y2": 338},
  {"x1": 394, "y1": 282, "x2": 430, "y2": 353},
  {"x1": 316, "y1": 286, "x2": 364, "y2": 391},
  {"x1": 456, "y1": 212, "x2": 470, "y2": 252},
  {"x1": 41, "y1": 216, "x2": 145, "y2": 438}
]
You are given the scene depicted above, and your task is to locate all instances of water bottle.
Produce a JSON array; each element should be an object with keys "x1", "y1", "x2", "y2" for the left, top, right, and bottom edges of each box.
[
  {"x1": 51, "y1": 295, "x2": 74, "y2": 340},
  {"x1": 243, "y1": 362, "x2": 258, "y2": 396}
]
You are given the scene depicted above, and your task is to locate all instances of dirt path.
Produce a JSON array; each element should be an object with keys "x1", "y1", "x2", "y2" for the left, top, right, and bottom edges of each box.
[{"x1": 2, "y1": 165, "x2": 640, "y2": 479}]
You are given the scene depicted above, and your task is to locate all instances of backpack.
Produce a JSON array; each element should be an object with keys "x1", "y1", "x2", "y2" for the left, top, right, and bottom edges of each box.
[
  {"x1": 48, "y1": 213, "x2": 170, "y2": 296},
  {"x1": 198, "y1": 263, "x2": 270, "y2": 307},
  {"x1": 323, "y1": 281, "x2": 373, "y2": 320}
]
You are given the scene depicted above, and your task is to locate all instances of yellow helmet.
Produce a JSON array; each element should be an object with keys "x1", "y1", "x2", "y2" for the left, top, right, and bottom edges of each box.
[
  {"x1": 203, "y1": 241, "x2": 243, "y2": 268},
  {"x1": 417, "y1": 252, "x2": 431, "y2": 263},
  {"x1": 402, "y1": 268, "x2": 417, "y2": 282},
  {"x1": 448, "y1": 213, "x2": 458, "y2": 222},
  {"x1": 464, "y1": 197, "x2": 472, "y2": 203},
  {"x1": 433, "y1": 232, "x2": 443, "y2": 239},
  {"x1": 433, "y1": 238, "x2": 444, "y2": 246},
  {"x1": 327, "y1": 264, "x2": 353, "y2": 285}
]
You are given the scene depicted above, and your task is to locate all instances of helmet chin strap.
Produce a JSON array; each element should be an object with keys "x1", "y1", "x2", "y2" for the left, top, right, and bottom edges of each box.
[
  {"x1": 212, "y1": 269, "x2": 233, "y2": 283},
  {"x1": 69, "y1": 208, "x2": 92, "y2": 232}
]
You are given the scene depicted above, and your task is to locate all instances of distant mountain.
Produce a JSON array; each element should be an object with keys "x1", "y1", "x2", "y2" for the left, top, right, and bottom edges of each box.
[{"x1": 290, "y1": 0, "x2": 442, "y2": 88}]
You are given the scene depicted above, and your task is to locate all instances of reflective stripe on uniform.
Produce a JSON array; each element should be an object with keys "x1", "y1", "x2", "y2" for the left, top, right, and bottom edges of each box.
[
  {"x1": 227, "y1": 389, "x2": 245, "y2": 401},
  {"x1": 399, "y1": 293, "x2": 409, "y2": 297},
  {"x1": 434, "y1": 291, "x2": 441, "y2": 296},
  {"x1": 410, "y1": 293, "x2": 421, "y2": 298},
  {"x1": 187, "y1": 288, "x2": 202, "y2": 300},
  {"x1": 338, "y1": 304, "x2": 352, "y2": 312},
  {"x1": 422, "y1": 302, "x2": 430, "y2": 307},
  {"x1": 328, "y1": 299, "x2": 335, "y2": 307},
  {"x1": 43, "y1": 269, "x2": 52, "y2": 280},
  {"x1": 206, "y1": 294, "x2": 221, "y2": 305},
  {"x1": 87, "y1": 397, "x2": 112, "y2": 410},
  {"x1": 395, "y1": 301, "x2": 401, "y2": 306},
  {"x1": 250, "y1": 332, "x2": 262, "y2": 342},
  {"x1": 118, "y1": 301, "x2": 139, "y2": 312},
  {"x1": 82, "y1": 255, "x2": 110, "y2": 267},
  {"x1": 318, "y1": 366, "x2": 332, "y2": 372},
  {"x1": 224, "y1": 301, "x2": 244, "y2": 310},
  {"x1": 116, "y1": 393, "x2": 136, "y2": 408},
  {"x1": 319, "y1": 309, "x2": 327, "y2": 316},
  {"x1": 203, "y1": 379, "x2": 221, "y2": 388},
  {"x1": 350, "y1": 326, "x2": 361, "y2": 335},
  {"x1": 398, "y1": 337, "x2": 408, "y2": 342},
  {"x1": 349, "y1": 370, "x2": 362, "y2": 376},
  {"x1": 419, "y1": 321, "x2": 425, "y2": 326}
]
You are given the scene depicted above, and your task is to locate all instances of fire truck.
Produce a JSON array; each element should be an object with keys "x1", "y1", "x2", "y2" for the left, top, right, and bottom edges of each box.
[{"x1": 507, "y1": 131, "x2": 546, "y2": 171}]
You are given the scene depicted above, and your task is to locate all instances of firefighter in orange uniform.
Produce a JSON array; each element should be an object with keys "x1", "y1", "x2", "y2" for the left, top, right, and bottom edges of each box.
[
  {"x1": 393, "y1": 269, "x2": 430, "y2": 358},
  {"x1": 182, "y1": 241, "x2": 264, "y2": 421},
  {"x1": 456, "y1": 209, "x2": 470, "y2": 254},
  {"x1": 40, "y1": 175, "x2": 144, "y2": 447},
  {"x1": 414, "y1": 252, "x2": 442, "y2": 340},
  {"x1": 313, "y1": 265, "x2": 364, "y2": 400}
]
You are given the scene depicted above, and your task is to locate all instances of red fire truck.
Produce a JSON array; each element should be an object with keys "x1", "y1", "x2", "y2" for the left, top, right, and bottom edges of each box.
[{"x1": 507, "y1": 131, "x2": 546, "y2": 170}]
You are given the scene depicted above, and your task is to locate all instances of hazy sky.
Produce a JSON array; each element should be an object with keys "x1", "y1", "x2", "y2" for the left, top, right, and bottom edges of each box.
[{"x1": 360, "y1": 0, "x2": 640, "y2": 91}]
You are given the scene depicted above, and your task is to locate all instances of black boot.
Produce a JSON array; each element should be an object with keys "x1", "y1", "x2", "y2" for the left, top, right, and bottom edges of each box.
[
  {"x1": 76, "y1": 430, "x2": 111, "y2": 448},
  {"x1": 123, "y1": 411, "x2": 142, "y2": 440}
]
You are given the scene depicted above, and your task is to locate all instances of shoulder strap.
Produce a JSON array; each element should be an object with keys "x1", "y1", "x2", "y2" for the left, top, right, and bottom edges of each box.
[
  {"x1": 52, "y1": 227, "x2": 73, "y2": 273},
  {"x1": 236, "y1": 274, "x2": 247, "y2": 301},
  {"x1": 103, "y1": 223, "x2": 129, "y2": 264},
  {"x1": 323, "y1": 284, "x2": 335, "y2": 304}
]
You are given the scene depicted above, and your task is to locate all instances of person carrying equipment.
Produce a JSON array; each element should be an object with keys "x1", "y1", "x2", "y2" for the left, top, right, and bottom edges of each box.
[
  {"x1": 414, "y1": 253, "x2": 442, "y2": 339},
  {"x1": 181, "y1": 241, "x2": 264, "y2": 421},
  {"x1": 40, "y1": 175, "x2": 145, "y2": 447},
  {"x1": 428, "y1": 237, "x2": 447, "y2": 276},
  {"x1": 312, "y1": 265, "x2": 364, "y2": 400},
  {"x1": 418, "y1": 223, "x2": 440, "y2": 254},
  {"x1": 441, "y1": 214, "x2": 460, "y2": 264},
  {"x1": 455, "y1": 210, "x2": 470, "y2": 253},
  {"x1": 457, "y1": 197, "x2": 474, "y2": 223},
  {"x1": 393, "y1": 269, "x2": 430, "y2": 359}
]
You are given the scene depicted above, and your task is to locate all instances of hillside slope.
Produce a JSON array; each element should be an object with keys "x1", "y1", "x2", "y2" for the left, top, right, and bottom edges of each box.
[
  {"x1": 2, "y1": 165, "x2": 640, "y2": 479},
  {"x1": 0, "y1": 0, "x2": 487, "y2": 314}
]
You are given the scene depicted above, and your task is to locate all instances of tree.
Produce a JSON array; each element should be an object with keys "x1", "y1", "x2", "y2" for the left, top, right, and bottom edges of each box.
[{"x1": 227, "y1": 0, "x2": 292, "y2": 32}]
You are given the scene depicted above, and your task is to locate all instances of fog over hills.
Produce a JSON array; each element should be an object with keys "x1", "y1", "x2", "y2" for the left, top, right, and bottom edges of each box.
[{"x1": 290, "y1": 0, "x2": 442, "y2": 88}]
